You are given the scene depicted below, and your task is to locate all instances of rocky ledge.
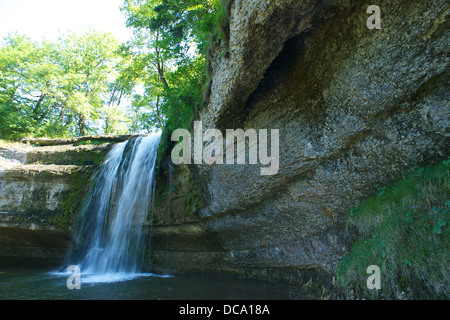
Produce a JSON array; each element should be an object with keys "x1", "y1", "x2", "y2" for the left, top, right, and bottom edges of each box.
[{"x1": 0, "y1": 142, "x2": 113, "y2": 266}]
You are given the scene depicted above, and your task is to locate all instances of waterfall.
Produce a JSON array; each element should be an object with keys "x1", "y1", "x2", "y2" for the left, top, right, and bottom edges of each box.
[{"x1": 66, "y1": 133, "x2": 162, "y2": 283}]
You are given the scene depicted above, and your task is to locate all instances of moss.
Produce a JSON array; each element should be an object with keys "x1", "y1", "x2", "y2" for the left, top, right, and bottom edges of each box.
[
  {"x1": 185, "y1": 174, "x2": 203, "y2": 215},
  {"x1": 26, "y1": 145, "x2": 110, "y2": 166},
  {"x1": 73, "y1": 146, "x2": 111, "y2": 166},
  {"x1": 50, "y1": 167, "x2": 95, "y2": 232},
  {"x1": 155, "y1": 129, "x2": 171, "y2": 172},
  {"x1": 75, "y1": 140, "x2": 117, "y2": 146},
  {"x1": 336, "y1": 158, "x2": 449, "y2": 299},
  {"x1": 155, "y1": 183, "x2": 169, "y2": 209}
]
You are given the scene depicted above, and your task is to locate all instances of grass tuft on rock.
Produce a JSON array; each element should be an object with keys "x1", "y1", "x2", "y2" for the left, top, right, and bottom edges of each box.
[{"x1": 336, "y1": 158, "x2": 449, "y2": 299}]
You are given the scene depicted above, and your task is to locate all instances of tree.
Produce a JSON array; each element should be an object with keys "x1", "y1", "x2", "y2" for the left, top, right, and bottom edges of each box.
[
  {"x1": 0, "y1": 34, "x2": 46, "y2": 138},
  {"x1": 0, "y1": 30, "x2": 135, "y2": 139},
  {"x1": 121, "y1": 0, "x2": 221, "y2": 132},
  {"x1": 0, "y1": 1, "x2": 226, "y2": 140},
  {"x1": 55, "y1": 30, "x2": 121, "y2": 136}
]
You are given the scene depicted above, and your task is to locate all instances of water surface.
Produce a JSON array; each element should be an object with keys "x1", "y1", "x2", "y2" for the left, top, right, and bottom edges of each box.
[{"x1": 0, "y1": 266, "x2": 292, "y2": 300}]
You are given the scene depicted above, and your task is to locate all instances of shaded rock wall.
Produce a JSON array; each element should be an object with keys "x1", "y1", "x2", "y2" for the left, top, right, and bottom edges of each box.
[
  {"x1": 0, "y1": 143, "x2": 113, "y2": 265},
  {"x1": 150, "y1": 0, "x2": 449, "y2": 283}
]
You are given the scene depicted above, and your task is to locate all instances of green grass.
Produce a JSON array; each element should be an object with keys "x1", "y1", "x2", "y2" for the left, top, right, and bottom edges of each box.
[
  {"x1": 336, "y1": 158, "x2": 449, "y2": 299},
  {"x1": 75, "y1": 140, "x2": 112, "y2": 146},
  {"x1": 0, "y1": 139, "x2": 19, "y2": 147}
]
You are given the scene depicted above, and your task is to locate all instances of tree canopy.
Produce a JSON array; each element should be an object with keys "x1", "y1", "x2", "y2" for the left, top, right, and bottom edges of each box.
[{"x1": 0, "y1": 0, "x2": 227, "y2": 140}]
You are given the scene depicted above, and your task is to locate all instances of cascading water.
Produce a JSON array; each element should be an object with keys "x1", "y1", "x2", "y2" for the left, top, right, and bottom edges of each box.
[{"x1": 65, "y1": 133, "x2": 162, "y2": 283}]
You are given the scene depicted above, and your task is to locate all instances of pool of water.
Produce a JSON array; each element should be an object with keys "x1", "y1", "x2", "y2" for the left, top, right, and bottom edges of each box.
[{"x1": 0, "y1": 266, "x2": 292, "y2": 300}]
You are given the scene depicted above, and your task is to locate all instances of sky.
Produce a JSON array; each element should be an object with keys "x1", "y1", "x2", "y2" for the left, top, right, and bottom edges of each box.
[{"x1": 0, "y1": 0, "x2": 133, "y2": 43}]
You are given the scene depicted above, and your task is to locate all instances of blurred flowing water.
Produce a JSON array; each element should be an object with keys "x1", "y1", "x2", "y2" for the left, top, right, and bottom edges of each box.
[{"x1": 65, "y1": 133, "x2": 161, "y2": 283}]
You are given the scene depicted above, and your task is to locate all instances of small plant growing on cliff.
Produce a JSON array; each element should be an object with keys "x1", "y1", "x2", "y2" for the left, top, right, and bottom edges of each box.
[
  {"x1": 337, "y1": 158, "x2": 449, "y2": 300},
  {"x1": 349, "y1": 207, "x2": 360, "y2": 217},
  {"x1": 377, "y1": 185, "x2": 387, "y2": 197}
]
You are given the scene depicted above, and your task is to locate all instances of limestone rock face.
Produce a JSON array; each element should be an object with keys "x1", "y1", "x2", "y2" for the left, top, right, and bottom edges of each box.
[
  {"x1": 24, "y1": 143, "x2": 113, "y2": 166},
  {"x1": 0, "y1": 165, "x2": 93, "y2": 227},
  {"x1": 0, "y1": 143, "x2": 112, "y2": 265},
  {"x1": 152, "y1": 0, "x2": 449, "y2": 278}
]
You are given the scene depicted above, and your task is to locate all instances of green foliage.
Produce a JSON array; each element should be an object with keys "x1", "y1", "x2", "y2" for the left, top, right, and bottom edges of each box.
[
  {"x1": 210, "y1": 0, "x2": 232, "y2": 46},
  {"x1": 1, "y1": 1, "x2": 228, "y2": 141},
  {"x1": 0, "y1": 31, "x2": 140, "y2": 140},
  {"x1": 164, "y1": 55, "x2": 207, "y2": 131},
  {"x1": 336, "y1": 158, "x2": 450, "y2": 299},
  {"x1": 122, "y1": 0, "x2": 225, "y2": 136}
]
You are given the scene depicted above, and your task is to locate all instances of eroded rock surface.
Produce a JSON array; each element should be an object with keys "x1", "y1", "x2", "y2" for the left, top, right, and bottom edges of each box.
[
  {"x1": 151, "y1": 0, "x2": 449, "y2": 282},
  {"x1": 0, "y1": 143, "x2": 112, "y2": 265}
]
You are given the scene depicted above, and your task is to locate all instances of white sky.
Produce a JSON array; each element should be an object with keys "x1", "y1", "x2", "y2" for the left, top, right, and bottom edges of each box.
[{"x1": 0, "y1": 0, "x2": 133, "y2": 43}]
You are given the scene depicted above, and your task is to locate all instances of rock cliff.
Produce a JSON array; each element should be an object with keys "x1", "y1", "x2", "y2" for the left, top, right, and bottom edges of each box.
[
  {"x1": 0, "y1": 143, "x2": 112, "y2": 265},
  {"x1": 0, "y1": 1, "x2": 447, "y2": 292},
  {"x1": 150, "y1": 0, "x2": 449, "y2": 287}
]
